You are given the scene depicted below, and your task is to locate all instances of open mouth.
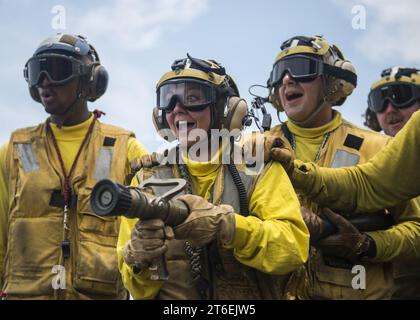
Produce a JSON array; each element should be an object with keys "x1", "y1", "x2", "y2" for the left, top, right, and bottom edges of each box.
[
  {"x1": 40, "y1": 89, "x2": 56, "y2": 102},
  {"x1": 175, "y1": 120, "x2": 196, "y2": 131},
  {"x1": 285, "y1": 91, "x2": 304, "y2": 102}
]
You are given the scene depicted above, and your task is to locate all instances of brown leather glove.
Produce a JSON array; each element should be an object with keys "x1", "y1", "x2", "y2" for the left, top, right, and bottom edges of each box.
[
  {"x1": 130, "y1": 153, "x2": 162, "y2": 172},
  {"x1": 269, "y1": 138, "x2": 295, "y2": 177},
  {"x1": 122, "y1": 219, "x2": 174, "y2": 271},
  {"x1": 316, "y1": 208, "x2": 373, "y2": 263},
  {"x1": 174, "y1": 195, "x2": 236, "y2": 247},
  {"x1": 301, "y1": 206, "x2": 329, "y2": 245},
  {"x1": 243, "y1": 132, "x2": 295, "y2": 175}
]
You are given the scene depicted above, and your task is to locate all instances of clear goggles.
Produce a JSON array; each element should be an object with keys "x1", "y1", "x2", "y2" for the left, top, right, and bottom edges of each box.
[
  {"x1": 270, "y1": 55, "x2": 323, "y2": 86},
  {"x1": 24, "y1": 54, "x2": 90, "y2": 86},
  {"x1": 368, "y1": 83, "x2": 420, "y2": 113},
  {"x1": 156, "y1": 79, "x2": 217, "y2": 112}
]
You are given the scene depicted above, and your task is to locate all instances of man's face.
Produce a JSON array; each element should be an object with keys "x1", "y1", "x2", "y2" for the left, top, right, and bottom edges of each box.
[
  {"x1": 37, "y1": 75, "x2": 80, "y2": 115},
  {"x1": 277, "y1": 72, "x2": 324, "y2": 126},
  {"x1": 376, "y1": 101, "x2": 420, "y2": 136}
]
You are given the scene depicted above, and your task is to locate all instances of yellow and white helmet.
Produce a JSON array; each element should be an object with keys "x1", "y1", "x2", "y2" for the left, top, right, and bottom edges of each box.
[
  {"x1": 268, "y1": 35, "x2": 357, "y2": 111},
  {"x1": 368, "y1": 66, "x2": 420, "y2": 113},
  {"x1": 153, "y1": 54, "x2": 249, "y2": 140}
]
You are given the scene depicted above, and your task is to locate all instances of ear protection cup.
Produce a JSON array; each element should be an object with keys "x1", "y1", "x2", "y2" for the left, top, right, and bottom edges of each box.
[
  {"x1": 323, "y1": 45, "x2": 356, "y2": 106},
  {"x1": 325, "y1": 58, "x2": 356, "y2": 106},
  {"x1": 223, "y1": 96, "x2": 249, "y2": 133},
  {"x1": 29, "y1": 86, "x2": 41, "y2": 103},
  {"x1": 152, "y1": 107, "x2": 176, "y2": 142},
  {"x1": 86, "y1": 64, "x2": 109, "y2": 102},
  {"x1": 84, "y1": 42, "x2": 108, "y2": 101}
]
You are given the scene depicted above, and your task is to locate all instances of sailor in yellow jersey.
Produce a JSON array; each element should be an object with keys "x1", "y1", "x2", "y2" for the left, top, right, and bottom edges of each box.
[
  {"x1": 288, "y1": 109, "x2": 420, "y2": 214},
  {"x1": 0, "y1": 34, "x2": 148, "y2": 299},
  {"x1": 264, "y1": 35, "x2": 420, "y2": 299},
  {"x1": 362, "y1": 67, "x2": 420, "y2": 299},
  {"x1": 117, "y1": 54, "x2": 309, "y2": 300}
]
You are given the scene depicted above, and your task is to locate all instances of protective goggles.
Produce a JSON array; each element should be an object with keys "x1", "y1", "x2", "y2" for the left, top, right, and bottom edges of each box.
[
  {"x1": 270, "y1": 55, "x2": 323, "y2": 86},
  {"x1": 24, "y1": 54, "x2": 90, "y2": 86},
  {"x1": 368, "y1": 83, "x2": 420, "y2": 113},
  {"x1": 157, "y1": 79, "x2": 217, "y2": 112}
]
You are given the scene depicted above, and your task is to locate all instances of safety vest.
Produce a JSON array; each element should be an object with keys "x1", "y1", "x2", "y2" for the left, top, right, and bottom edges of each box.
[
  {"x1": 137, "y1": 160, "x2": 290, "y2": 300},
  {"x1": 2, "y1": 121, "x2": 133, "y2": 299},
  {"x1": 273, "y1": 119, "x2": 395, "y2": 300}
]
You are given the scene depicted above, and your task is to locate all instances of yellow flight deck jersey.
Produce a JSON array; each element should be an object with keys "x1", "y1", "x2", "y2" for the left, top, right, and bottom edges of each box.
[
  {"x1": 0, "y1": 114, "x2": 148, "y2": 297},
  {"x1": 293, "y1": 110, "x2": 420, "y2": 213},
  {"x1": 118, "y1": 148, "x2": 309, "y2": 300}
]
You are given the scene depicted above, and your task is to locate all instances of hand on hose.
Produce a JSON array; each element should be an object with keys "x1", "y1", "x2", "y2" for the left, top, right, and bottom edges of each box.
[
  {"x1": 301, "y1": 206, "x2": 329, "y2": 245},
  {"x1": 122, "y1": 219, "x2": 174, "y2": 271},
  {"x1": 174, "y1": 195, "x2": 236, "y2": 247},
  {"x1": 316, "y1": 208, "x2": 373, "y2": 263}
]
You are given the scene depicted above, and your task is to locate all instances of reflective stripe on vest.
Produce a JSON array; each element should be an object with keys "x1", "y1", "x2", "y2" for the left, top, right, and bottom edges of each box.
[
  {"x1": 16, "y1": 143, "x2": 39, "y2": 172},
  {"x1": 330, "y1": 149, "x2": 360, "y2": 168},
  {"x1": 95, "y1": 148, "x2": 114, "y2": 180}
]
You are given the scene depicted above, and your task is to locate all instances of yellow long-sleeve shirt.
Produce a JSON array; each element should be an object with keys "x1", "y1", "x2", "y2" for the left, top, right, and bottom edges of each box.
[
  {"x1": 283, "y1": 112, "x2": 420, "y2": 263},
  {"x1": 293, "y1": 110, "x2": 420, "y2": 213},
  {"x1": 291, "y1": 110, "x2": 420, "y2": 262},
  {"x1": 117, "y1": 152, "x2": 309, "y2": 299},
  {"x1": 0, "y1": 143, "x2": 7, "y2": 291},
  {"x1": 0, "y1": 115, "x2": 148, "y2": 289}
]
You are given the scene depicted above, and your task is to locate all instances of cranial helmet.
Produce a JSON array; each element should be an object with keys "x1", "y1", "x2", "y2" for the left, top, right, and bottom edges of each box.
[
  {"x1": 153, "y1": 54, "x2": 249, "y2": 141},
  {"x1": 24, "y1": 34, "x2": 108, "y2": 103},
  {"x1": 365, "y1": 66, "x2": 420, "y2": 130},
  {"x1": 268, "y1": 35, "x2": 357, "y2": 112},
  {"x1": 368, "y1": 66, "x2": 420, "y2": 111}
]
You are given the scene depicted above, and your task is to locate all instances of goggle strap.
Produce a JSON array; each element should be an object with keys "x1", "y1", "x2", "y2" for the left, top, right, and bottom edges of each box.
[
  {"x1": 217, "y1": 80, "x2": 234, "y2": 97},
  {"x1": 323, "y1": 64, "x2": 357, "y2": 87},
  {"x1": 171, "y1": 54, "x2": 226, "y2": 76},
  {"x1": 394, "y1": 68, "x2": 420, "y2": 80}
]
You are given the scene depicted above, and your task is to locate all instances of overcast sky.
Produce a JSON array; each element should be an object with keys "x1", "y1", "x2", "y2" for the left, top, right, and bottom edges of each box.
[{"x1": 1, "y1": 0, "x2": 419, "y2": 151}]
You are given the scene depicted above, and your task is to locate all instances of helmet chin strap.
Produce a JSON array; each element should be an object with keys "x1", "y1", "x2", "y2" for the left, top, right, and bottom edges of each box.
[
  {"x1": 47, "y1": 78, "x2": 85, "y2": 128},
  {"x1": 288, "y1": 97, "x2": 330, "y2": 127},
  {"x1": 287, "y1": 77, "x2": 332, "y2": 127}
]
